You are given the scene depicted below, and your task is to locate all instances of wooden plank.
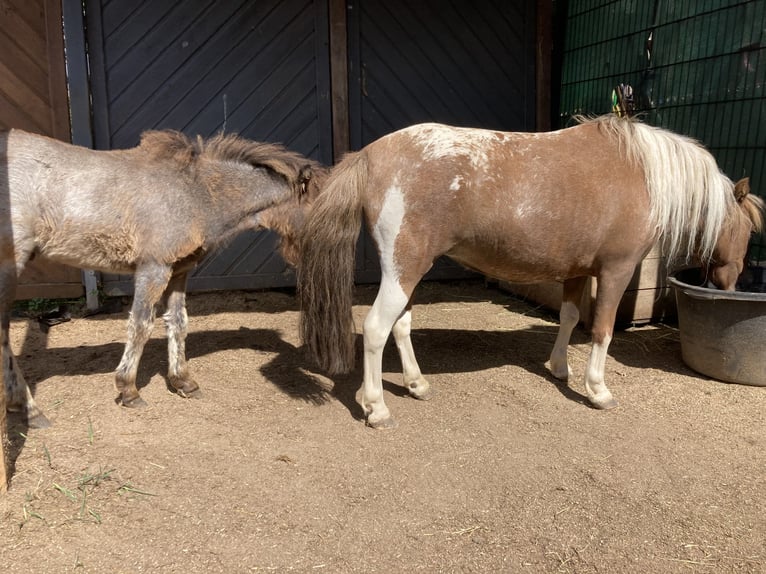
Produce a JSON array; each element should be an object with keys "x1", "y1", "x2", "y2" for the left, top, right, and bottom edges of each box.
[
  {"x1": 329, "y1": 0, "x2": 349, "y2": 161},
  {"x1": 312, "y1": 0, "x2": 333, "y2": 165},
  {"x1": 0, "y1": 29, "x2": 49, "y2": 101},
  {"x1": 3, "y1": 0, "x2": 45, "y2": 37},
  {"x1": 16, "y1": 282, "x2": 84, "y2": 301},
  {"x1": 0, "y1": 91, "x2": 42, "y2": 132},
  {"x1": 106, "y1": 1, "x2": 219, "y2": 98},
  {"x1": 0, "y1": 59, "x2": 51, "y2": 133},
  {"x1": 616, "y1": 287, "x2": 676, "y2": 325},
  {"x1": 536, "y1": 0, "x2": 552, "y2": 131},
  {"x1": 0, "y1": 0, "x2": 47, "y2": 64},
  {"x1": 43, "y1": 0, "x2": 70, "y2": 140}
]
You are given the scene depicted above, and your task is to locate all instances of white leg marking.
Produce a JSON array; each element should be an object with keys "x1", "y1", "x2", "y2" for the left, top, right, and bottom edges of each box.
[
  {"x1": 584, "y1": 333, "x2": 617, "y2": 408},
  {"x1": 549, "y1": 301, "x2": 579, "y2": 380},
  {"x1": 361, "y1": 277, "x2": 409, "y2": 426},
  {"x1": 392, "y1": 310, "x2": 430, "y2": 399}
]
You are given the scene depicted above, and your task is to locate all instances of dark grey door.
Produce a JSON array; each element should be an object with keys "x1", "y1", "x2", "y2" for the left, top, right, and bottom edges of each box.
[
  {"x1": 84, "y1": 0, "x2": 333, "y2": 294},
  {"x1": 347, "y1": 0, "x2": 538, "y2": 281}
]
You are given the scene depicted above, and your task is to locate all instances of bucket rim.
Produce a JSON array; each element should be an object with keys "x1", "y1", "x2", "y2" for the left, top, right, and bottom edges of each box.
[{"x1": 669, "y1": 268, "x2": 766, "y2": 302}]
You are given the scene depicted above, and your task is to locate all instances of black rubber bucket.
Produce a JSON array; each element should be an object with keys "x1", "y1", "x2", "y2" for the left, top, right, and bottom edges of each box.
[{"x1": 668, "y1": 267, "x2": 766, "y2": 386}]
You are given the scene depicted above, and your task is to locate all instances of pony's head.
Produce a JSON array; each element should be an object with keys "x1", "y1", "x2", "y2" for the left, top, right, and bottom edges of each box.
[
  {"x1": 257, "y1": 164, "x2": 330, "y2": 266},
  {"x1": 705, "y1": 178, "x2": 765, "y2": 290}
]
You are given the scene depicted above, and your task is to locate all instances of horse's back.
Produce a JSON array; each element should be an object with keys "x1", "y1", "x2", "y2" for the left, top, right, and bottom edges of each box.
[
  {"x1": 1, "y1": 130, "x2": 196, "y2": 272},
  {"x1": 360, "y1": 122, "x2": 654, "y2": 281}
]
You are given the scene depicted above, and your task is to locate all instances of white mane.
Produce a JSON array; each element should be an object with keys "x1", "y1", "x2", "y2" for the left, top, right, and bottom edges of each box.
[{"x1": 582, "y1": 115, "x2": 735, "y2": 264}]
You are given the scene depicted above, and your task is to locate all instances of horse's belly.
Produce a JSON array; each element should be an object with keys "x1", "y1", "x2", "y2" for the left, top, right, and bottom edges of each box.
[
  {"x1": 446, "y1": 243, "x2": 586, "y2": 283},
  {"x1": 33, "y1": 221, "x2": 141, "y2": 275}
]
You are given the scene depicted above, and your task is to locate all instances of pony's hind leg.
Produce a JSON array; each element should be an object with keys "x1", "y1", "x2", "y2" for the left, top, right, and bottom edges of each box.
[
  {"x1": 115, "y1": 263, "x2": 172, "y2": 407},
  {"x1": 392, "y1": 302, "x2": 432, "y2": 400},
  {"x1": 162, "y1": 272, "x2": 199, "y2": 398},
  {"x1": 549, "y1": 277, "x2": 588, "y2": 381},
  {"x1": 360, "y1": 276, "x2": 414, "y2": 429}
]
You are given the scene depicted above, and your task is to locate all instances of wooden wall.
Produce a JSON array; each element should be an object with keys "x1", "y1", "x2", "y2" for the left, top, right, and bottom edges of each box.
[
  {"x1": 0, "y1": 0, "x2": 83, "y2": 300},
  {"x1": 0, "y1": 0, "x2": 69, "y2": 137}
]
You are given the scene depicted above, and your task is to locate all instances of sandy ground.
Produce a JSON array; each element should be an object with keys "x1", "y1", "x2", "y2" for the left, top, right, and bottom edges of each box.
[{"x1": 1, "y1": 279, "x2": 764, "y2": 573}]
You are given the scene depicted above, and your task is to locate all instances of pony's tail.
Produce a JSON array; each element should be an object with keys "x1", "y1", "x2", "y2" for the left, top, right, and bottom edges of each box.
[{"x1": 297, "y1": 151, "x2": 367, "y2": 374}]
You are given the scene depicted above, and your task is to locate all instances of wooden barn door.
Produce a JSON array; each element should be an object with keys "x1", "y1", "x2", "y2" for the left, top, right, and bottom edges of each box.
[
  {"x1": 84, "y1": 0, "x2": 333, "y2": 295},
  {"x1": 0, "y1": 0, "x2": 85, "y2": 300},
  {"x1": 346, "y1": 0, "x2": 538, "y2": 282}
]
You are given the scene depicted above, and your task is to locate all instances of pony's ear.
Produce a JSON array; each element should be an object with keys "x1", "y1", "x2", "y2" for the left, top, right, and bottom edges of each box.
[
  {"x1": 299, "y1": 165, "x2": 313, "y2": 182},
  {"x1": 298, "y1": 165, "x2": 313, "y2": 196},
  {"x1": 734, "y1": 177, "x2": 750, "y2": 203}
]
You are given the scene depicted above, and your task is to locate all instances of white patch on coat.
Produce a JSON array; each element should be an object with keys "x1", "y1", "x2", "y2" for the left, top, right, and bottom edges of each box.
[
  {"x1": 373, "y1": 183, "x2": 406, "y2": 279},
  {"x1": 404, "y1": 123, "x2": 502, "y2": 169},
  {"x1": 449, "y1": 176, "x2": 462, "y2": 191}
]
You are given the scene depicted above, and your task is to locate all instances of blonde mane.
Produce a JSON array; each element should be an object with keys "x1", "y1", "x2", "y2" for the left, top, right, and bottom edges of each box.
[{"x1": 578, "y1": 115, "x2": 736, "y2": 264}]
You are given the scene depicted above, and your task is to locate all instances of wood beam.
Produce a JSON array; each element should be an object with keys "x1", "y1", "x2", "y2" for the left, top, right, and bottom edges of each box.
[
  {"x1": 329, "y1": 0, "x2": 350, "y2": 161},
  {"x1": 536, "y1": 0, "x2": 553, "y2": 132}
]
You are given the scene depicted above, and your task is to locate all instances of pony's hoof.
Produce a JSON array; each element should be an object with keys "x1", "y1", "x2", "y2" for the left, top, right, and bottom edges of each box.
[
  {"x1": 177, "y1": 387, "x2": 202, "y2": 399},
  {"x1": 27, "y1": 412, "x2": 52, "y2": 429},
  {"x1": 591, "y1": 395, "x2": 618, "y2": 410},
  {"x1": 366, "y1": 415, "x2": 398, "y2": 430},
  {"x1": 170, "y1": 378, "x2": 200, "y2": 399},
  {"x1": 409, "y1": 384, "x2": 434, "y2": 401},
  {"x1": 550, "y1": 366, "x2": 572, "y2": 381},
  {"x1": 121, "y1": 395, "x2": 147, "y2": 409}
]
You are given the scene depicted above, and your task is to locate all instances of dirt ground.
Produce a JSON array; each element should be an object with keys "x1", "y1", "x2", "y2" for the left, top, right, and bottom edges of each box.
[{"x1": 1, "y1": 279, "x2": 764, "y2": 573}]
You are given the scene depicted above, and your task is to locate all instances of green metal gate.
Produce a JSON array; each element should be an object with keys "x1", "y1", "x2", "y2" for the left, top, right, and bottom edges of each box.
[{"x1": 558, "y1": 0, "x2": 766, "y2": 260}]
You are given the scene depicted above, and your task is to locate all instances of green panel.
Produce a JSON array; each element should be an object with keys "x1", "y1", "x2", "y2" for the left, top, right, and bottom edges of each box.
[{"x1": 560, "y1": 0, "x2": 766, "y2": 260}]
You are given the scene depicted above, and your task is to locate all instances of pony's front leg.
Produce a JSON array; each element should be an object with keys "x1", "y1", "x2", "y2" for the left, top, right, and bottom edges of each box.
[
  {"x1": 549, "y1": 277, "x2": 588, "y2": 381},
  {"x1": 392, "y1": 306, "x2": 432, "y2": 400},
  {"x1": 162, "y1": 272, "x2": 199, "y2": 398},
  {"x1": 0, "y1": 260, "x2": 50, "y2": 428},
  {"x1": 584, "y1": 268, "x2": 634, "y2": 410},
  {"x1": 359, "y1": 279, "x2": 411, "y2": 429},
  {"x1": 115, "y1": 263, "x2": 172, "y2": 407},
  {"x1": 3, "y1": 349, "x2": 51, "y2": 428}
]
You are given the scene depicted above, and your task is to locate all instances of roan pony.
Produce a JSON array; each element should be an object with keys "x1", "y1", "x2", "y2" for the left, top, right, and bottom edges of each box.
[
  {"x1": 297, "y1": 115, "x2": 765, "y2": 429},
  {"x1": 0, "y1": 129, "x2": 320, "y2": 431}
]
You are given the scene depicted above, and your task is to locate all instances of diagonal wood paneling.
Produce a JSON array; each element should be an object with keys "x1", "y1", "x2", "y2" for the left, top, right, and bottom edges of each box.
[
  {"x1": 348, "y1": 0, "x2": 537, "y2": 282},
  {"x1": 0, "y1": 0, "x2": 82, "y2": 300},
  {"x1": 0, "y1": 0, "x2": 69, "y2": 138},
  {"x1": 350, "y1": 0, "x2": 535, "y2": 148},
  {"x1": 85, "y1": 0, "x2": 332, "y2": 294}
]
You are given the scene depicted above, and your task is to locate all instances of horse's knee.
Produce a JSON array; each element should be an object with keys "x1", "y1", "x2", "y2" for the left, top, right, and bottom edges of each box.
[
  {"x1": 163, "y1": 305, "x2": 188, "y2": 335},
  {"x1": 559, "y1": 300, "x2": 579, "y2": 327},
  {"x1": 392, "y1": 311, "x2": 412, "y2": 340},
  {"x1": 363, "y1": 320, "x2": 389, "y2": 352}
]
